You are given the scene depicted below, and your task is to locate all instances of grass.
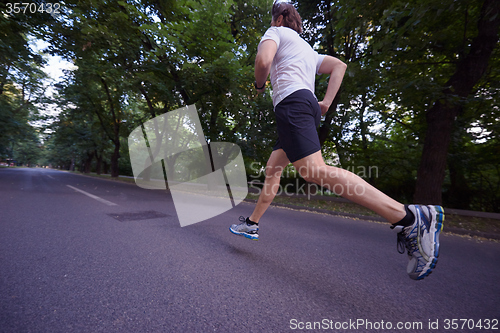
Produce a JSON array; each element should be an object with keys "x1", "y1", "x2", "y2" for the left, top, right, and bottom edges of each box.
[
  {"x1": 443, "y1": 214, "x2": 500, "y2": 235},
  {"x1": 246, "y1": 192, "x2": 379, "y2": 217},
  {"x1": 60, "y1": 170, "x2": 500, "y2": 239},
  {"x1": 65, "y1": 171, "x2": 137, "y2": 184},
  {"x1": 246, "y1": 192, "x2": 500, "y2": 238}
]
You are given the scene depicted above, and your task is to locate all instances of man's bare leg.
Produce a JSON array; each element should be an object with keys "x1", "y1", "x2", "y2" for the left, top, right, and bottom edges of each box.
[
  {"x1": 235, "y1": 150, "x2": 444, "y2": 280},
  {"x1": 289, "y1": 151, "x2": 447, "y2": 281},
  {"x1": 249, "y1": 149, "x2": 290, "y2": 223},
  {"x1": 292, "y1": 151, "x2": 406, "y2": 223}
]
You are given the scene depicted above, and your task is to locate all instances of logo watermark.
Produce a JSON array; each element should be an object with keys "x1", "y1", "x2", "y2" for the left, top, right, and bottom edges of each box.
[
  {"x1": 248, "y1": 161, "x2": 379, "y2": 199},
  {"x1": 128, "y1": 105, "x2": 248, "y2": 227}
]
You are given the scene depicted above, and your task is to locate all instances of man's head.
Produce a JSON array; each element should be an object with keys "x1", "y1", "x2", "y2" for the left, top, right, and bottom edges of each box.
[{"x1": 271, "y1": 1, "x2": 302, "y2": 34}]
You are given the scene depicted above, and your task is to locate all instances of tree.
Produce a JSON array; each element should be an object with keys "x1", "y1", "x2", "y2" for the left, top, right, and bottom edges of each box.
[
  {"x1": 0, "y1": 2, "x2": 48, "y2": 162},
  {"x1": 413, "y1": 0, "x2": 500, "y2": 204},
  {"x1": 298, "y1": 0, "x2": 500, "y2": 209}
]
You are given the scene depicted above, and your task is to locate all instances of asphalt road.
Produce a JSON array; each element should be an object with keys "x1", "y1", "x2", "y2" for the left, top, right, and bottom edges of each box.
[{"x1": 1, "y1": 168, "x2": 499, "y2": 333}]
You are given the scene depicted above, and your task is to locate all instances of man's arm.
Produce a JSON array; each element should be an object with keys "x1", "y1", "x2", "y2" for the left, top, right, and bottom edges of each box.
[
  {"x1": 317, "y1": 56, "x2": 347, "y2": 115},
  {"x1": 254, "y1": 40, "x2": 277, "y2": 92}
]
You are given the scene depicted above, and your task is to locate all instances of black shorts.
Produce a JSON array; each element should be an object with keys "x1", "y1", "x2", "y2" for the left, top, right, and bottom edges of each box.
[{"x1": 273, "y1": 89, "x2": 321, "y2": 163}]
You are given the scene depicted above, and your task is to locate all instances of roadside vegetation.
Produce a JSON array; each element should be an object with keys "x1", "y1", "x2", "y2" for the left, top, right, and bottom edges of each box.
[{"x1": 1, "y1": 0, "x2": 499, "y2": 213}]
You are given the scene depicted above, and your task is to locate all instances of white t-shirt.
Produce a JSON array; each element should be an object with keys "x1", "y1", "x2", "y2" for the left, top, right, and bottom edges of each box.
[{"x1": 259, "y1": 26, "x2": 325, "y2": 106}]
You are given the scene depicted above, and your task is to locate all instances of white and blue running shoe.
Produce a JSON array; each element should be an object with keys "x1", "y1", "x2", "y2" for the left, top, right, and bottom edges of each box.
[
  {"x1": 392, "y1": 205, "x2": 444, "y2": 280},
  {"x1": 230, "y1": 216, "x2": 259, "y2": 241}
]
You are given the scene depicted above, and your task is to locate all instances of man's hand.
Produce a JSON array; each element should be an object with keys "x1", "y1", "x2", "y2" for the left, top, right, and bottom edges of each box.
[
  {"x1": 317, "y1": 56, "x2": 347, "y2": 115},
  {"x1": 254, "y1": 81, "x2": 266, "y2": 94},
  {"x1": 318, "y1": 100, "x2": 330, "y2": 116}
]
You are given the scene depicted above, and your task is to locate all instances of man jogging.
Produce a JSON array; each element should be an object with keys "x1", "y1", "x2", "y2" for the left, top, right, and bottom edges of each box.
[{"x1": 230, "y1": 0, "x2": 444, "y2": 280}]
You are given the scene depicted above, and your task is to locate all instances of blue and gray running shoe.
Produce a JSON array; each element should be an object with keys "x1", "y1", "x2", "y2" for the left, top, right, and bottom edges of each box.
[
  {"x1": 230, "y1": 216, "x2": 259, "y2": 241},
  {"x1": 392, "y1": 205, "x2": 445, "y2": 280}
]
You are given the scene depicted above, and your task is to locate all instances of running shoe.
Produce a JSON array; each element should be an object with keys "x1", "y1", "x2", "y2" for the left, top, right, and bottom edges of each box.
[
  {"x1": 229, "y1": 216, "x2": 259, "y2": 241},
  {"x1": 391, "y1": 205, "x2": 444, "y2": 280}
]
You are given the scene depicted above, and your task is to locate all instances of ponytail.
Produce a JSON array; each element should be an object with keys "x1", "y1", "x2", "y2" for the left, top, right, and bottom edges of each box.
[{"x1": 272, "y1": 2, "x2": 303, "y2": 34}]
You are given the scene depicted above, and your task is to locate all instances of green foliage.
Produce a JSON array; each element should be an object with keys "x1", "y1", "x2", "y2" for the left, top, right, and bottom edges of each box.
[
  {"x1": 36, "y1": 0, "x2": 279, "y2": 177},
  {"x1": 298, "y1": 0, "x2": 499, "y2": 210},
  {"x1": 3, "y1": 0, "x2": 498, "y2": 211},
  {"x1": 0, "y1": 2, "x2": 49, "y2": 164}
]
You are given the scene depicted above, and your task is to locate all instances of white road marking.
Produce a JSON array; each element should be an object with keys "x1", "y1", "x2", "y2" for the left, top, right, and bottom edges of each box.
[
  {"x1": 47, "y1": 175, "x2": 55, "y2": 179},
  {"x1": 66, "y1": 185, "x2": 118, "y2": 206}
]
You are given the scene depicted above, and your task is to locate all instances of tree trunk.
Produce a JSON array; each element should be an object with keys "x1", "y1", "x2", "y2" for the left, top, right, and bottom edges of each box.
[
  {"x1": 84, "y1": 151, "x2": 94, "y2": 173},
  {"x1": 100, "y1": 77, "x2": 121, "y2": 178},
  {"x1": 111, "y1": 143, "x2": 120, "y2": 177},
  {"x1": 103, "y1": 161, "x2": 109, "y2": 175},
  {"x1": 414, "y1": 0, "x2": 500, "y2": 204},
  {"x1": 110, "y1": 121, "x2": 120, "y2": 177},
  {"x1": 95, "y1": 150, "x2": 102, "y2": 175},
  {"x1": 414, "y1": 103, "x2": 460, "y2": 204}
]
